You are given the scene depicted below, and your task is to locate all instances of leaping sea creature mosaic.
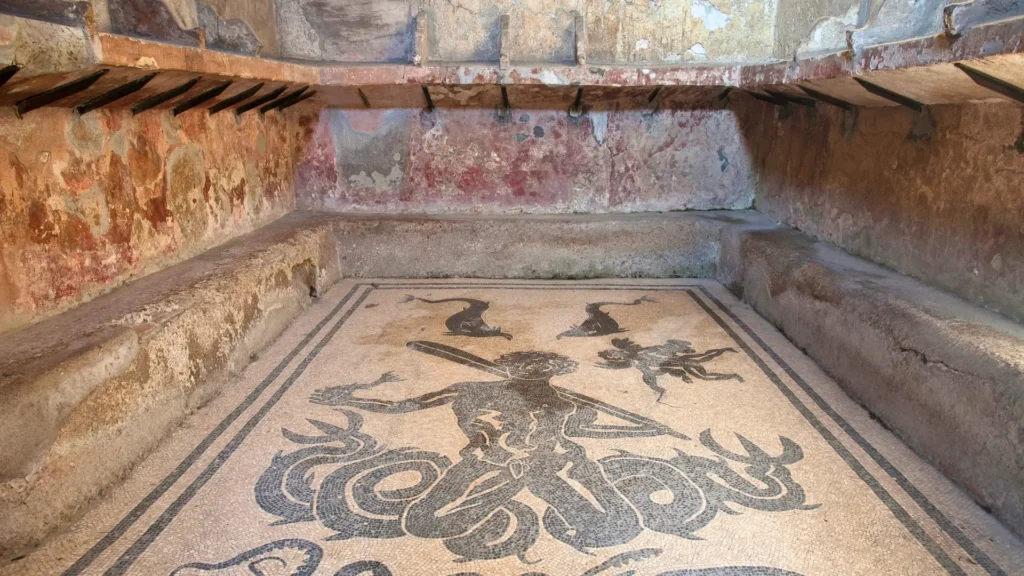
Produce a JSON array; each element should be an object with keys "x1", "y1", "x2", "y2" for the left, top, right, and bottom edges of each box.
[
  {"x1": 403, "y1": 296, "x2": 513, "y2": 340},
  {"x1": 557, "y1": 297, "x2": 655, "y2": 339}
]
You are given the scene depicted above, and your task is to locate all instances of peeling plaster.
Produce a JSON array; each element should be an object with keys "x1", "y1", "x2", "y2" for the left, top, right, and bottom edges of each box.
[
  {"x1": 300, "y1": 106, "x2": 754, "y2": 215},
  {"x1": 591, "y1": 110, "x2": 609, "y2": 145},
  {"x1": 686, "y1": 43, "x2": 708, "y2": 60},
  {"x1": 797, "y1": 5, "x2": 859, "y2": 57},
  {"x1": 691, "y1": 0, "x2": 731, "y2": 32}
]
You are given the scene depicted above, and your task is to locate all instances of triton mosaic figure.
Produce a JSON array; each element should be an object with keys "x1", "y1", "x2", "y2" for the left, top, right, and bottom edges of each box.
[{"x1": 256, "y1": 340, "x2": 814, "y2": 563}]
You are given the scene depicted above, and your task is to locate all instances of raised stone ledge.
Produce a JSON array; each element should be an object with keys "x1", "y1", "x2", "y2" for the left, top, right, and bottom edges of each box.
[
  {"x1": 324, "y1": 211, "x2": 761, "y2": 280},
  {"x1": 718, "y1": 220, "x2": 1024, "y2": 539},
  {"x1": 2, "y1": 209, "x2": 1023, "y2": 556},
  {"x1": 0, "y1": 212, "x2": 340, "y2": 558}
]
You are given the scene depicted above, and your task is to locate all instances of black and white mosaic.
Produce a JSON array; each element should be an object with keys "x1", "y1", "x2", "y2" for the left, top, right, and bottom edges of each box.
[{"x1": 11, "y1": 281, "x2": 1022, "y2": 576}]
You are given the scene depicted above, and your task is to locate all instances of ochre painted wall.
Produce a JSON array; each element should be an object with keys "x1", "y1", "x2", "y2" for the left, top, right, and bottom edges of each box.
[{"x1": 0, "y1": 107, "x2": 318, "y2": 334}]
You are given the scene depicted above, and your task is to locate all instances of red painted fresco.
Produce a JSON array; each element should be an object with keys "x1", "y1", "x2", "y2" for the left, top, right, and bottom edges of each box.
[
  {"x1": 0, "y1": 107, "x2": 316, "y2": 333},
  {"x1": 296, "y1": 104, "x2": 754, "y2": 214}
]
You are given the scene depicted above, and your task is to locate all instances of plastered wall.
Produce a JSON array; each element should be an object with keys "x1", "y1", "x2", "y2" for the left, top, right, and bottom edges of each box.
[
  {"x1": 296, "y1": 101, "x2": 756, "y2": 214},
  {"x1": 738, "y1": 98, "x2": 1024, "y2": 324},
  {"x1": 4, "y1": 0, "x2": 778, "y2": 64},
  {"x1": 7, "y1": 0, "x2": 1022, "y2": 65},
  {"x1": 0, "y1": 107, "x2": 317, "y2": 335}
]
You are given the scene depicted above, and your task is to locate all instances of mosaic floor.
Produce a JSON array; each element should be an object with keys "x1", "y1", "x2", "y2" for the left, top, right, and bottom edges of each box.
[{"x1": 9, "y1": 280, "x2": 1024, "y2": 576}]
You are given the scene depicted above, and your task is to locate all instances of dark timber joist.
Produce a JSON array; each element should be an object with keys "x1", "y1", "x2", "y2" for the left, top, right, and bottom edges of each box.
[
  {"x1": 853, "y1": 77, "x2": 924, "y2": 111},
  {"x1": 133, "y1": 77, "x2": 201, "y2": 115},
  {"x1": 500, "y1": 86, "x2": 511, "y2": 117},
  {"x1": 15, "y1": 69, "x2": 108, "y2": 116},
  {"x1": 0, "y1": 65, "x2": 20, "y2": 90},
  {"x1": 569, "y1": 88, "x2": 584, "y2": 117},
  {"x1": 259, "y1": 86, "x2": 308, "y2": 115},
  {"x1": 715, "y1": 87, "x2": 734, "y2": 105},
  {"x1": 209, "y1": 83, "x2": 265, "y2": 115},
  {"x1": 278, "y1": 90, "x2": 316, "y2": 111},
  {"x1": 235, "y1": 86, "x2": 287, "y2": 116},
  {"x1": 747, "y1": 90, "x2": 786, "y2": 106},
  {"x1": 765, "y1": 89, "x2": 815, "y2": 107},
  {"x1": 421, "y1": 86, "x2": 435, "y2": 112},
  {"x1": 76, "y1": 73, "x2": 158, "y2": 115},
  {"x1": 174, "y1": 81, "x2": 232, "y2": 115},
  {"x1": 798, "y1": 85, "x2": 857, "y2": 112},
  {"x1": 357, "y1": 88, "x2": 371, "y2": 108},
  {"x1": 954, "y1": 63, "x2": 1024, "y2": 104}
]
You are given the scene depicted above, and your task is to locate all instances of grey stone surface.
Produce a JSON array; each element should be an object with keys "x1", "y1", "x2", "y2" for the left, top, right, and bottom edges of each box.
[
  {"x1": 198, "y1": 1, "x2": 262, "y2": 56},
  {"x1": 0, "y1": 0, "x2": 90, "y2": 28},
  {"x1": 0, "y1": 213, "x2": 341, "y2": 558},
  {"x1": 275, "y1": 0, "x2": 414, "y2": 63},
  {"x1": 106, "y1": 0, "x2": 202, "y2": 47},
  {"x1": 324, "y1": 211, "x2": 766, "y2": 279},
  {"x1": 946, "y1": 0, "x2": 1024, "y2": 36},
  {"x1": 718, "y1": 218, "x2": 1024, "y2": 539}
]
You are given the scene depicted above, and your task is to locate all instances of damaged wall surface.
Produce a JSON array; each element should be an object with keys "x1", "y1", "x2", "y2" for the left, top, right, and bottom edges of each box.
[
  {"x1": 738, "y1": 99, "x2": 1024, "y2": 325},
  {"x1": 296, "y1": 101, "x2": 755, "y2": 214},
  {"x1": 421, "y1": 0, "x2": 776, "y2": 64},
  {"x1": 0, "y1": 107, "x2": 317, "y2": 335},
  {"x1": 8, "y1": 0, "x2": 1020, "y2": 65},
  {"x1": 2, "y1": 0, "x2": 774, "y2": 64}
]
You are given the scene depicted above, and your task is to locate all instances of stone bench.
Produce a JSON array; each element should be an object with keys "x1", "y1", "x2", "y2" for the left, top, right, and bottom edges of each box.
[
  {"x1": 0, "y1": 213, "x2": 339, "y2": 558},
  {"x1": 3, "y1": 209, "x2": 1023, "y2": 558},
  {"x1": 719, "y1": 220, "x2": 1024, "y2": 538}
]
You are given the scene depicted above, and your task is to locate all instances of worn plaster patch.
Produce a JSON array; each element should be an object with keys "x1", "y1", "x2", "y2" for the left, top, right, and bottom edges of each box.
[
  {"x1": 166, "y1": 144, "x2": 208, "y2": 242},
  {"x1": 65, "y1": 114, "x2": 104, "y2": 156},
  {"x1": 590, "y1": 111, "x2": 608, "y2": 146},
  {"x1": 299, "y1": 0, "x2": 413, "y2": 62},
  {"x1": 197, "y1": 1, "x2": 262, "y2": 55},
  {"x1": 110, "y1": 131, "x2": 129, "y2": 158},
  {"x1": 797, "y1": 6, "x2": 859, "y2": 57},
  {"x1": 685, "y1": 43, "x2": 707, "y2": 61},
  {"x1": 328, "y1": 109, "x2": 411, "y2": 193},
  {"x1": 78, "y1": 184, "x2": 112, "y2": 238},
  {"x1": 691, "y1": 0, "x2": 731, "y2": 31},
  {"x1": 348, "y1": 166, "x2": 405, "y2": 191},
  {"x1": 274, "y1": 0, "x2": 323, "y2": 59}
]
